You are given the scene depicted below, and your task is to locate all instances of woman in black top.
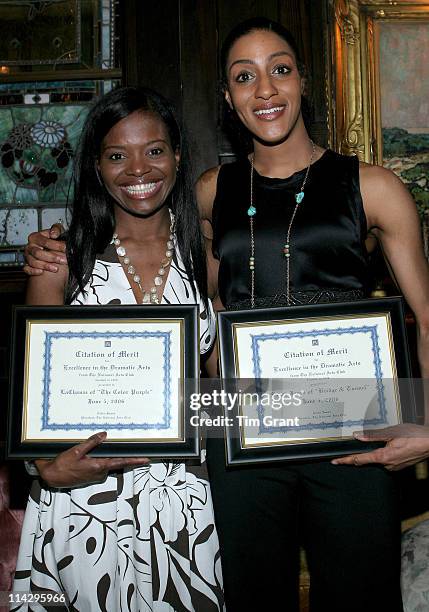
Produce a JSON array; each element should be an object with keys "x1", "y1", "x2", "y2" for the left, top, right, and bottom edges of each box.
[{"x1": 196, "y1": 17, "x2": 429, "y2": 612}]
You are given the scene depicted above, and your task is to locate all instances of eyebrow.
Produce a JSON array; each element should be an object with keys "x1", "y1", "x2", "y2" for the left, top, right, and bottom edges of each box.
[
  {"x1": 228, "y1": 51, "x2": 294, "y2": 72},
  {"x1": 101, "y1": 139, "x2": 169, "y2": 151}
]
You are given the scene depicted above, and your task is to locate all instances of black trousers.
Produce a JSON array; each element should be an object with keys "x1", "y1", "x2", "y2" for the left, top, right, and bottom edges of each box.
[{"x1": 206, "y1": 439, "x2": 403, "y2": 612}]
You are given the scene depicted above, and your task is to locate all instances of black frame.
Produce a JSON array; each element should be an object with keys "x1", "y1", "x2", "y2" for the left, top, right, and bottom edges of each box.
[
  {"x1": 8, "y1": 304, "x2": 199, "y2": 459},
  {"x1": 217, "y1": 297, "x2": 416, "y2": 465}
]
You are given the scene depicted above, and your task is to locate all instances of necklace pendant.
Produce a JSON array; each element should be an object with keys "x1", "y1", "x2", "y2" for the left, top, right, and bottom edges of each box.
[{"x1": 248, "y1": 140, "x2": 315, "y2": 309}]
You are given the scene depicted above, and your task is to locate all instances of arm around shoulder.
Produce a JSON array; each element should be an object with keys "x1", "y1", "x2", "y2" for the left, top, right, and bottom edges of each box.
[
  {"x1": 196, "y1": 166, "x2": 221, "y2": 223},
  {"x1": 26, "y1": 261, "x2": 69, "y2": 305},
  {"x1": 196, "y1": 166, "x2": 221, "y2": 302}
]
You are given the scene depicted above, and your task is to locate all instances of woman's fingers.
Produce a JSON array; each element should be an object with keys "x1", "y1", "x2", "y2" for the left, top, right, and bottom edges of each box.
[
  {"x1": 34, "y1": 433, "x2": 151, "y2": 487},
  {"x1": 70, "y1": 431, "x2": 108, "y2": 459},
  {"x1": 332, "y1": 449, "x2": 384, "y2": 466},
  {"x1": 24, "y1": 247, "x2": 61, "y2": 272},
  {"x1": 101, "y1": 457, "x2": 151, "y2": 471},
  {"x1": 23, "y1": 249, "x2": 67, "y2": 275},
  {"x1": 23, "y1": 228, "x2": 68, "y2": 275},
  {"x1": 27, "y1": 239, "x2": 66, "y2": 258},
  {"x1": 48, "y1": 223, "x2": 65, "y2": 239},
  {"x1": 23, "y1": 263, "x2": 44, "y2": 276},
  {"x1": 72, "y1": 434, "x2": 150, "y2": 471}
]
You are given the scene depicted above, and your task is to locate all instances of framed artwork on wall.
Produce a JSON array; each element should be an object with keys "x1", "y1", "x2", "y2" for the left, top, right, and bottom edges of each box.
[{"x1": 328, "y1": 0, "x2": 429, "y2": 247}]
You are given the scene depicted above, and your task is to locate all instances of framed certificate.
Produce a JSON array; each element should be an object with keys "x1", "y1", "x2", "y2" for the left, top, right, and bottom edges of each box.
[
  {"x1": 217, "y1": 297, "x2": 416, "y2": 465},
  {"x1": 8, "y1": 304, "x2": 199, "y2": 459}
]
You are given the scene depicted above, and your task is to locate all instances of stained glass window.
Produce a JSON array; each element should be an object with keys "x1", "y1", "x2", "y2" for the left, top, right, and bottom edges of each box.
[
  {"x1": 0, "y1": 0, "x2": 120, "y2": 74},
  {"x1": 0, "y1": 1, "x2": 121, "y2": 266}
]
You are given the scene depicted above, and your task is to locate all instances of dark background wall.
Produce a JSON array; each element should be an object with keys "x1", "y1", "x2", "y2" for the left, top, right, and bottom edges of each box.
[{"x1": 122, "y1": 0, "x2": 329, "y2": 178}]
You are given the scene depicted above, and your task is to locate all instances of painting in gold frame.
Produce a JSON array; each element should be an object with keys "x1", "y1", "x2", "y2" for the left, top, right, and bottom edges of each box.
[{"x1": 328, "y1": 0, "x2": 429, "y2": 249}]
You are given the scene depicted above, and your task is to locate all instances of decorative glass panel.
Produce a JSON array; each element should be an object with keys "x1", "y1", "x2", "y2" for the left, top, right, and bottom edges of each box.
[
  {"x1": 0, "y1": 78, "x2": 120, "y2": 257},
  {"x1": 41, "y1": 207, "x2": 67, "y2": 229},
  {"x1": 0, "y1": 0, "x2": 120, "y2": 75},
  {"x1": 0, "y1": 1, "x2": 121, "y2": 265},
  {"x1": 0, "y1": 104, "x2": 89, "y2": 204},
  {"x1": 0, "y1": 0, "x2": 80, "y2": 66},
  {"x1": 0, "y1": 207, "x2": 38, "y2": 246}
]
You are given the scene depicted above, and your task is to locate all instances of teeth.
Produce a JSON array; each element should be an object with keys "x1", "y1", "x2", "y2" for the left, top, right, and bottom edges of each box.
[
  {"x1": 124, "y1": 182, "x2": 158, "y2": 194},
  {"x1": 254, "y1": 106, "x2": 284, "y2": 116}
]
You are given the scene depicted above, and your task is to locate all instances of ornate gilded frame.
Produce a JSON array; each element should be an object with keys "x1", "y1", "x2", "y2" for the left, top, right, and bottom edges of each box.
[{"x1": 328, "y1": 0, "x2": 429, "y2": 162}]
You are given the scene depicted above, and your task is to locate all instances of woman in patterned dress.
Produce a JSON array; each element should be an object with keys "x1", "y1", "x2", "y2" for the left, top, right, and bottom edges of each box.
[{"x1": 14, "y1": 87, "x2": 223, "y2": 612}]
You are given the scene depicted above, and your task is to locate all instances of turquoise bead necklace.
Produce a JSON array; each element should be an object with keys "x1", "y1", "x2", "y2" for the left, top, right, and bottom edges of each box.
[{"x1": 247, "y1": 140, "x2": 316, "y2": 308}]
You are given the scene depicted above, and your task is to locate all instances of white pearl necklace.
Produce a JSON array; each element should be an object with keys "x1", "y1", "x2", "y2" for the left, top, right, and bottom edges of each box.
[{"x1": 113, "y1": 212, "x2": 175, "y2": 304}]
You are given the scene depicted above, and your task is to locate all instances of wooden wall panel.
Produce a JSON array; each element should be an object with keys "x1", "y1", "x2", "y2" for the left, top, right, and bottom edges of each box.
[
  {"x1": 307, "y1": 0, "x2": 329, "y2": 146},
  {"x1": 216, "y1": 0, "x2": 280, "y2": 158},
  {"x1": 278, "y1": 0, "x2": 311, "y2": 68},
  {"x1": 122, "y1": 0, "x2": 329, "y2": 168},
  {"x1": 123, "y1": 0, "x2": 182, "y2": 110},
  {"x1": 180, "y1": 0, "x2": 219, "y2": 178}
]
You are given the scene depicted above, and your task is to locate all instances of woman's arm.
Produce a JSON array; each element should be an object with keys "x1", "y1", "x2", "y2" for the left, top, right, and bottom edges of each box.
[
  {"x1": 26, "y1": 255, "x2": 69, "y2": 304},
  {"x1": 23, "y1": 224, "x2": 67, "y2": 275},
  {"x1": 196, "y1": 167, "x2": 221, "y2": 303},
  {"x1": 334, "y1": 164, "x2": 429, "y2": 469},
  {"x1": 35, "y1": 432, "x2": 150, "y2": 488},
  {"x1": 361, "y1": 164, "x2": 429, "y2": 394}
]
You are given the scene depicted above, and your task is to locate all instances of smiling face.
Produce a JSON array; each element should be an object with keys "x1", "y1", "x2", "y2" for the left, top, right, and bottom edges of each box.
[
  {"x1": 225, "y1": 29, "x2": 304, "y2": 145},
  {"x1": 98, "y1": 110, "x2": 179, "y2": 218}
]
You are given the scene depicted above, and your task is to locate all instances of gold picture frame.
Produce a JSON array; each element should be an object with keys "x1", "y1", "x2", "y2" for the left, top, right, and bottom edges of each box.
[{"x1": 328, "y1": 0, "x2": 429, "y2": 163}]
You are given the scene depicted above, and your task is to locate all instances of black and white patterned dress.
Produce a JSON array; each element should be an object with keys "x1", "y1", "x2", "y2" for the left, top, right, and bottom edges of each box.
[{"x1": 14, "y1": 244, "x2": 224, "y2": 612}]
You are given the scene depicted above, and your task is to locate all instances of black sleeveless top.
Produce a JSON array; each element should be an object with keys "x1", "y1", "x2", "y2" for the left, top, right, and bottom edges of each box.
[{"x1": 212, "y1": 149, "x2": 370, "y2": 309}]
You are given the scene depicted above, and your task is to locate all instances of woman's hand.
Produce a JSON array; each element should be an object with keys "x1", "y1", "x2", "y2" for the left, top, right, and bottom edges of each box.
[
  {"x1": 332, "y1": 424, "x2": 429, "y2": 470},
  {"x1": 34, "y1": 432, "x2": 150, "y2": 488},
  {"x1": 23, "y1": 224, "x2": 67, "y2": 275}
]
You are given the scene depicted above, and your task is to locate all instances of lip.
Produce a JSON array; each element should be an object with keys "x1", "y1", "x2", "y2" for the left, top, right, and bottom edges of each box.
[
  {"x1": 119, "y1": 180, "x2": 163, "y2": 200},
  {"x1": 253, "y1": 104, "x2": 286, "y2": 121}
]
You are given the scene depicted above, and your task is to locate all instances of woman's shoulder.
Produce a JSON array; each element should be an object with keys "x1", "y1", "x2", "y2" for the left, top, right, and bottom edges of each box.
[
  {"x1": 358, "y1": 160, "x2": 400, "y2": 184},
  {"x1": 196, "y1": 165, "x2": 221, "y2": 221},
  {"x1": 26, "y1": 263, "x2": 69, "y2": 305},
  {"x1": 197, "y1": 159, "x2": 248, "y2": 221},
  {"x1": 358, "y1": 161, "x2": 418, "y2": 226},
  {"x1": 358, "y1": 161, "x2": 409, "y2": 202}
]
